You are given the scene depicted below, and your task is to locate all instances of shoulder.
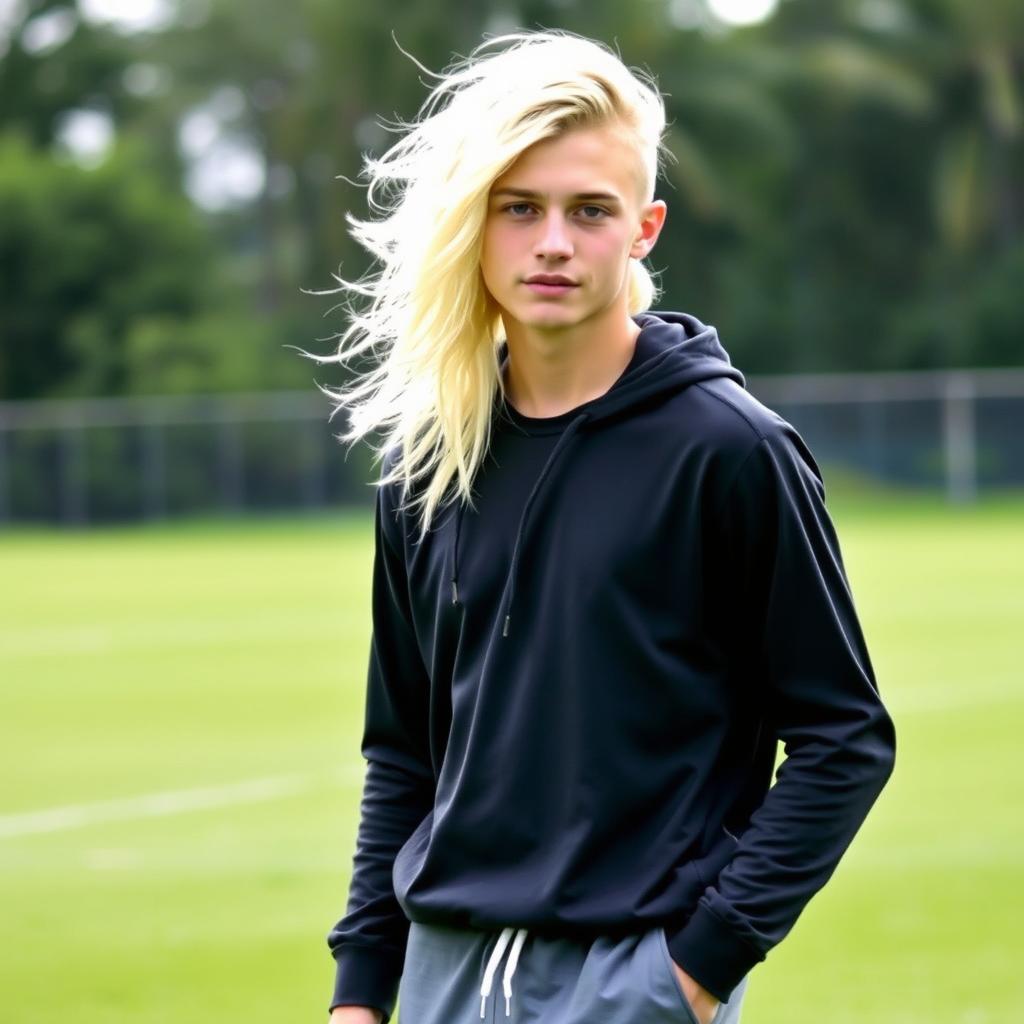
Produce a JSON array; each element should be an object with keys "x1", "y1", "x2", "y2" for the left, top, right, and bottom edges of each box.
[
  {"x1": 676, "y1": 377, "x2": 815, "y2": 464},
  {"x1": 668, "y1": 378, "x2": 827, "y2": 507},
  {"x1": 374, "y1": 445, "x2": 413, "y2": 550},
  {"x1": 375, "y1": 445, "x2": 444, "y2": 551},
  {"x1": 689, "y1": 377, "x2": 792, "y2": 447}
]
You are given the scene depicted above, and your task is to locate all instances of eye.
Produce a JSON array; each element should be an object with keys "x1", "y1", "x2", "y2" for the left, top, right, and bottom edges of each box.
[
  {"x1": 577, "y1": 205, "x2": 609, "y2": 219},
  {"x1": 503, "y1": 202, "x2": 534, "y2": 216}
]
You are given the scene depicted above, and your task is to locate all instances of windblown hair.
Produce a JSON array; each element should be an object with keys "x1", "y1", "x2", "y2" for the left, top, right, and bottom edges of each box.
[{"x1": 312, "y1": 29, "x2": 670, "y2": 540}]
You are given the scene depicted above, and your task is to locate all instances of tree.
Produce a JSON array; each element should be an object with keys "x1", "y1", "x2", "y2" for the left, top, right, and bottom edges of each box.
[{"x1": 0, "y1": 134, "x2": 214, "y2": 398}]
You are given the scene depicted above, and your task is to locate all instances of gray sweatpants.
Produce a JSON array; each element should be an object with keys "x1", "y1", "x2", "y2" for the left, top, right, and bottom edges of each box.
[{"x1": 396, "y1": 919, "x2": 750, "y2": 1024}]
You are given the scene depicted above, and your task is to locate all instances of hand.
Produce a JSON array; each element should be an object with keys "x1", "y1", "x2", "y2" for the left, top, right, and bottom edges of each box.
[
  {"x1": 329, "y1": 1006, "x2": 383, "y2": 1024},
  {"x1": 667, "y1": 958, "x2": 720, "y2": 1024}
]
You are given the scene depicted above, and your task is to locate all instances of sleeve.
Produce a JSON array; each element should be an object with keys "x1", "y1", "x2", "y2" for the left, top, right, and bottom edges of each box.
[
  {"x1": 325, "y1": 480, "x2": 437, "y2": 1021},
  {"x1": 665, "y1": 421, "x2": 897, "y2": 1002}
]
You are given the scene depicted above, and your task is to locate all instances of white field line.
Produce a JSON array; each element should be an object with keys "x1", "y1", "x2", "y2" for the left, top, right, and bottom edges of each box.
[
  {"x1": 0, "y1": 765, "x2": 365, "y2": 840},
  {"x1": 2, "y1": 623, "x2": 1018, "y2": 713},
  {"x1": 0, "y1": 611, "x2": 359, "y2": 658}
]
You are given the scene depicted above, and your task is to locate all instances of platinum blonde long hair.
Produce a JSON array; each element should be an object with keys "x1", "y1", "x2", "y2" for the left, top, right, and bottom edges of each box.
[{"x1": 313, "y1": 29, "x2": 670, "y2": 540}]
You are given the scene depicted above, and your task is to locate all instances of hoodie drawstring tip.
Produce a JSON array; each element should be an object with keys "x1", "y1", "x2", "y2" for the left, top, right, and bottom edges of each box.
[
  {"x1": 480, "y1": 926, "x2": 528, "y2": 1022},
  {"x1": 502, "y1": 613, "x2": 510, "y2": 637}
]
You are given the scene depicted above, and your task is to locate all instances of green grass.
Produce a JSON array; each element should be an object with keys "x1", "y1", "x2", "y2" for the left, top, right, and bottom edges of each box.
[{"x1": 1, "y1": 485, "x2": 1021, "y2": 1023}]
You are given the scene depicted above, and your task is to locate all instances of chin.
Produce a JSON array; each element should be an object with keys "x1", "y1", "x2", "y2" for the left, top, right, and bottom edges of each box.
[
  {"x1": 504, "y1": 298, "x2": 588, "y2": 328},
  {"x1": 518, "y1": 311, "x2": 583, "y2": 332}
]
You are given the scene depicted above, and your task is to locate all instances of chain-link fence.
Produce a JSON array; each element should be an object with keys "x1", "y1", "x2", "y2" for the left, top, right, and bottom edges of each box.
[
  {"x1": 1, "y1": 368, "x2": 1021, "y2": 526},
  {"x1": 749, "y1": 367, "x2": 1024, "y2": 504},
  {"x1": 0, "y1": 391, "x2": 374, "y2": 525}
]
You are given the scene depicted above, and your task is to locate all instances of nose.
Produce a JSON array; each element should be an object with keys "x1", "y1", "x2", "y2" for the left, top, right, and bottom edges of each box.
[{"x1": 533, "y1": 210, "x2": 573, "y2": 260}]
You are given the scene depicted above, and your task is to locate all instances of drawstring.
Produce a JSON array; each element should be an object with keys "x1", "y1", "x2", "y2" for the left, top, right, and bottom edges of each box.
[
  {"x1": 450, "y1": 411, "x2": 591, "y2": 639},
  {"x1": 479, "y1": 926, "x2": 529, "y2": 1019},
  {"x1": 451, "y1": 493, "x2": 465, "y2": 606}
]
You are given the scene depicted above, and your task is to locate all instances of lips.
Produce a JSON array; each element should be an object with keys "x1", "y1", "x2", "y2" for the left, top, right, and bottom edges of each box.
[
  {"x1": 525, "y1": 275, "x2": 577, "y2": 286},
  {"x1": 524, "y1": 279, "x2": 578, "y2": 297},
  {"x1": 523, "y1": 274, "x2": 579, "y2": 298}
]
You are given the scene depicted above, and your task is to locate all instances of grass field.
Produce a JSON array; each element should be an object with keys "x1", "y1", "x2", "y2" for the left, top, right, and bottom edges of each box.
[{"x1": 1, "y1": 481, "x2": 1021, "y2": 1023}]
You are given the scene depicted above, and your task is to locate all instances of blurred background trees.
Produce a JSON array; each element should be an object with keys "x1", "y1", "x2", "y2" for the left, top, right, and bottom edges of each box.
[{"x1": 1, "y1": 0, "x2": 1021, "y2": 402}]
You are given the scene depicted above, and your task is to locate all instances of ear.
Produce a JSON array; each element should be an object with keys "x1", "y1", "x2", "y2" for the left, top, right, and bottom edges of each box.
[{"x1": 629, "y1": 199, "x2": 668, "y2": 260}]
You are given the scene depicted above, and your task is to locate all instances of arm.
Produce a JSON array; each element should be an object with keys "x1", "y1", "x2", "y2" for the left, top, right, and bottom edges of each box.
[
  {"x1": 326, "y1": 479, "x2": 436, "y2": 1023},
  {"x1": 666, "y1": 421, "x2": 897, "y2": 1002}
]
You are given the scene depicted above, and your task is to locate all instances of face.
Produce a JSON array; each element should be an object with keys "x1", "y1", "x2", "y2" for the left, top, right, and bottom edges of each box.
[{"x1": 479, "y1": 124, "x2": 667, "y2": 335}]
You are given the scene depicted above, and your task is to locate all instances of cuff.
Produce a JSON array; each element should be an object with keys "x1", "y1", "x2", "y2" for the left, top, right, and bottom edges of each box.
[
  {"x1": 665, "y1": 902, "x2": 765, "y2": 1004},
  {"x1": 329, "y1": 943, "x2": 405, "y2": 1022}
]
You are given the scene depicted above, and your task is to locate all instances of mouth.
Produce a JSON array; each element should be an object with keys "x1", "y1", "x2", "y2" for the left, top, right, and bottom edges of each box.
[{"x1": 524, "y1": 275, "x2": 579, "y2": 296}]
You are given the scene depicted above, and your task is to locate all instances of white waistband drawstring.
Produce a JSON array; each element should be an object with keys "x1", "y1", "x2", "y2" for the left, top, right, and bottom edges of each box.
[{"x1": 479, "y1": 927, "x2": 529, "y2": 1019}]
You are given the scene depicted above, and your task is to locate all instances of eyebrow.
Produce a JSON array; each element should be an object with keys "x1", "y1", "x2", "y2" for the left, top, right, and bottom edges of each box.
[{"x1": 491, "y1": 188, "x2": 622, "y2": 204}]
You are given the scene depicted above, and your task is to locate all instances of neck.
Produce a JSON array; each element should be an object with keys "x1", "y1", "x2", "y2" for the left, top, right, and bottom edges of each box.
[{"x1": 501, "y1": 304, "x2": 640, "y2": 419}]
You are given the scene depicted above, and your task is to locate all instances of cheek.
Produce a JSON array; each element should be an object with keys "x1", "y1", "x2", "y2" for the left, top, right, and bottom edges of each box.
[
  {"x1": 480, "y1": 233, "x2": 511, "y2": 297},
  {"x1": 481, "y1": 224, "x2": 511, "y2": 271},
  {"x1": 587, "y1": 232, "x2": 632, "y2": 272}
]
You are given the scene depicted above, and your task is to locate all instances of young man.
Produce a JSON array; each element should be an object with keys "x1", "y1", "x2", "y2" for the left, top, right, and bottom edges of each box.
[{"x1": 322, "y1": 30, "x2": 896, "y2": 1024}]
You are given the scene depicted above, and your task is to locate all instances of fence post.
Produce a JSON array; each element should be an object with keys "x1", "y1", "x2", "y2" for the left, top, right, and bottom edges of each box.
[
  {"x1": 860, "y1": 399, "x2": 886, "y2": 479},
  {"x1": 943, "y1": 372, "x2": 977, "y2": 504},
  {"x1": 143, "y1": 416, "x2": 167, "y2": 521},
  {"x1": 0, "y1": 426, "x2": 8, "y2": 524},
  {"x1": 219, "y1": 414, "x2": 245, "y2": 511},
  {"x1": 303, "y1": 418, "x2": 328, "y2": 509},
  {"x1": 61, "y1": 416, "x2": 88, "y2": 526}
]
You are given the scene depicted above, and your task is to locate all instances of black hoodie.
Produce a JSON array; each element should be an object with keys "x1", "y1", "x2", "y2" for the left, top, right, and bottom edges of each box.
[{"x1": 327, "y1": 310, "x2": 897, "y2": 1020}]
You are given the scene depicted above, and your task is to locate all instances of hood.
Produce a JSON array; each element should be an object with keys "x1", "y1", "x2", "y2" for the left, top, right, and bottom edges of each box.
[
  {"x1": 495, "y1": 310, "x2": 745, "y2": 426},
  {"x1": 450, "y1": 310, "x2": 746, "y2": 634},
  {"x1": 538, "y1": 309, "x2": 745, "y2": 424}
]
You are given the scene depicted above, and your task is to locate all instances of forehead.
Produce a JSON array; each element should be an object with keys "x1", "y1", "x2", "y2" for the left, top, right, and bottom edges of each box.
[{"x1": 490, "y1": 124, "x2": 644, "y2": 204}]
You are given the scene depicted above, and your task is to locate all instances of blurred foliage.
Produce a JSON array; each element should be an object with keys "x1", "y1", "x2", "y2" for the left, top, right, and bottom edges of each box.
[
  {"x1": 0, "y1": 131, "x2": 212, "y2": 397},
  {"x1": 0, "y1": 0, "x2": 1021, "y2": 401},
  {"x1": 0, "y1": 131, "x2": 310, "y2": 397}
]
